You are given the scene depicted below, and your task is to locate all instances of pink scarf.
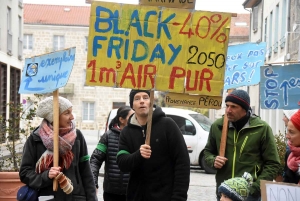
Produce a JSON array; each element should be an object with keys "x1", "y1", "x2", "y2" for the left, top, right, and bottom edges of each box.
[
  {"x1": 36, "y1": 119, "x2": 76, "y2": 173},
  {"x1": 287, "y1": 141, "x2": 300, "y2": 172}
]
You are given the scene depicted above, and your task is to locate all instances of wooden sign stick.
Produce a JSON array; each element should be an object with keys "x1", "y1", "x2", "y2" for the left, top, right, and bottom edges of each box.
[
  {"x1": 145, "y1": 90, "x2": 155, "y2": 145},
  {"x1": 219, "y1": 89, "x2": 233, "y2": 157},
  {"x1": 53, "y1": 90, "x2": 59, "y2": 191}
]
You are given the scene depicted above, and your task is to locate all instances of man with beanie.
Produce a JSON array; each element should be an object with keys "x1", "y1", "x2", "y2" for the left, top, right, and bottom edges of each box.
[
  {"x1": 204, "y1": 89, "x2": 280, "y2": 201},
  {"x1": 117, "y1": 89, "x2": 190, "y2": 201}
]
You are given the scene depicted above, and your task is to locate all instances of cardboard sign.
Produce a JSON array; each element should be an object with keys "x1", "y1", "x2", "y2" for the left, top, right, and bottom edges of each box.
[
  {"x1": 260, "y1": 64, "x2": 300, "y2": 109},
  {"x1": 86, "y1": 2, "x2": 231, "y2": 96},
  {"x1": 165, "y1": 92, "x2": 222, "y2": 109},
  {"x1": 224, "y1": 42, "x2": 266, "y2": 90},
  {"x1": 19, "y1": 47, "x2": 76, "y2": 94},
  {"x1": 261, "y1": 180, "x2": 300, "y2": 201},
  {"x1": 139, "y1": 0, "x2": 196, "y2": 9}
]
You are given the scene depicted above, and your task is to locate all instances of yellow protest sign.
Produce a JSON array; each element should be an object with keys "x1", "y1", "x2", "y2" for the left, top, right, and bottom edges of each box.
[
  {"x1": 139, "y1": 0, "x2": 196, "y2": 9},
  {"x1": 86, "y1": 2, "x2": 231, "y2": 96},
  {"x1": 165, "y1": 93, "x2": 222, "y2": 109}
]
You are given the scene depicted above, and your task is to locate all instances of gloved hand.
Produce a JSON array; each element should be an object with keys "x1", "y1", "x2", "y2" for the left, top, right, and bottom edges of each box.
[{"x1": 56, "y1": 172, "x2": 73, "y2": 194}]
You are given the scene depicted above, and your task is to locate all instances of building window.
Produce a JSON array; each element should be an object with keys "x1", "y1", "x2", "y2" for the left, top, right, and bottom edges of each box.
[
  {"x1": 7, "y1": 7, "x2": 11, "y2": 32},
  {"x1": 83, "y1": 102, "x2": 95, "y2": 121},
  {"x1": 112, "y1": 102, "x2": 125, "y2": 109},
  {"x1": 0, "y1": 64, "x2": 7, "y2": 143},
  {"x1": 252, "y1": 6, "x2": 258, "y2": 32},
  {"x1": 23, "y1": 34, "x2": 33, "y2": 50},
  {"x1": 0, "y1": 64, "x2": 7, "y2": 119},
  {"x1": 53, "y1": 35, "x2": 64, "y2": 51},
  {"x1": 85, "y1": 36, "x2": 88, "y2": 52},
  {"x1": 10, "y1": 67, "x2": 21, "y2": 104}
]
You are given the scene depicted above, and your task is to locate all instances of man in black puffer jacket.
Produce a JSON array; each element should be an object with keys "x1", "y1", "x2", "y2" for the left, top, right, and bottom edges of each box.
[{"x1": 117, "y1": 89, "x2": 190, "y2": 201}]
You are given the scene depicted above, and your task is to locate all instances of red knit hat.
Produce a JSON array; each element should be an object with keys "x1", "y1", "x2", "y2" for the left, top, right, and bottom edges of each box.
[{"x1": 290, "y1": 109, "x2": 300, "y2": 131}]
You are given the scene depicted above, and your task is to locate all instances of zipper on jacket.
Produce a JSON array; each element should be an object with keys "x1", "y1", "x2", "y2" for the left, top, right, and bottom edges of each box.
[
  {"x1": 231, "y1": 123, "x2": 264, "y2": 178},
  {"x1": 240, "y1": 136, "x2": 248, "y2": 157},
  {"x1": 232, "y1": 129, "x2": 240, "y2": 178},
  {"x1": 142, "y1": 129, "x2": 145, "y2": 137}
]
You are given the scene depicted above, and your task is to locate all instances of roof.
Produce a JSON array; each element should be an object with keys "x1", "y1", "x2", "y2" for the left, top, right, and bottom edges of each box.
[
  {"x1": 24, "y1": 4, "x2": 90, "y2": 26},
  {"x1": 243, "y1": 0, "x2": 262, "y2": 9},
  {"x1": 229, "y1": 13, "x2": 250, "y2": 36}
]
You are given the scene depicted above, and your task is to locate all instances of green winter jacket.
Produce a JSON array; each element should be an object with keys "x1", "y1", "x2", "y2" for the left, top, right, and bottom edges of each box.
[{"x1": 204, "y1": 114, "x2": 280, "y2": 196}]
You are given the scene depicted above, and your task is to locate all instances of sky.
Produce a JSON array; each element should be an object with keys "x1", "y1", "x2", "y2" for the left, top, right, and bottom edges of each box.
[{"x1": 23, "y1": 0, "x2": 249, "y2": 14}]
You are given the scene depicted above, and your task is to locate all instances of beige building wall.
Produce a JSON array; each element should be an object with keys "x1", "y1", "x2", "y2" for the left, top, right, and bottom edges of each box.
[{"x1": 23, "y1": 24, "x2": 131, "y2": 131}]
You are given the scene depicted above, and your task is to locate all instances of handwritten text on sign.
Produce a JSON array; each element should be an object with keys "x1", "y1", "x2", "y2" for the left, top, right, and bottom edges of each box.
[
  {"x1": 139, "y1": 0, "x2": 196, "y2": 9},
  {"x1": 261, "y1": 180, "x2": 300, "y2": 201},
  {"x1": 165, "y1": 93, "x2": 222, "y2": 109},
  {"x1": 19, "y1": 47, "x2": 76, "y2": 94},
  {"x1": 86, "y1": 2, "x2": 231, "y2": 96},
  {"x1": 260, "y1": 64, "x2": 300, "y2": 109},
  {"x1": 224, "y1": 42, "x2": 266, "y2": 90}
]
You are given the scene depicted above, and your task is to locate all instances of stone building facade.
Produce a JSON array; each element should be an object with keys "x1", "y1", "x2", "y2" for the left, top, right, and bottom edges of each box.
[{"x1": 23, "y1": 4, "x2": 130, "y2": 131}]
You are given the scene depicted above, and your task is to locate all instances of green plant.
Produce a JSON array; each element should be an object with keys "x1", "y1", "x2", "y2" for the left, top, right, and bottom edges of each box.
[
  {"x1": 0, "y1": 95, "x2": 41, "y2": 171},
  {"x1": 274, "y1": 131, "x2": 286, "y2": 176}
]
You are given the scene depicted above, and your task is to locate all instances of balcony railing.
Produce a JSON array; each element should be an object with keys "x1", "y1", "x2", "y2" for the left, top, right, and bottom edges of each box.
[
  {"x1": 18, "y1": 37, "x2": 23, "y2": 60},
  {"x1": 7, "y1": 31, "x2": 12, "y2": 55}
]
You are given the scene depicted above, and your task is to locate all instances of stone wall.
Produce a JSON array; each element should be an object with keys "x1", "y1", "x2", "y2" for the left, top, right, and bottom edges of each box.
[{"x1": 23, "y1": 24, "x2": 131, "y2": 130}]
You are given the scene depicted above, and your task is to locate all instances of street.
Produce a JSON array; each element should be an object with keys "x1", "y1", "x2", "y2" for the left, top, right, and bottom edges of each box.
[{"x1": 96, "y1": 167, "x2": 217, "y2": 201}]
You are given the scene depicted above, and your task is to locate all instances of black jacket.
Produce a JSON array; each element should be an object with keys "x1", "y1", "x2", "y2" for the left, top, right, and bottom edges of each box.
[
  {"x1": 90, "y1": 127, "x2": 129, "y2": 194},
  {"x1": 283, "y1": 150, "x2": 300, "y2": 184},
  {"x1": 117, "y1": 106, "x2": 190, "y2": 201},
  {"x1": 19, "y1": 127, "x2": 98, "y2": 201}
]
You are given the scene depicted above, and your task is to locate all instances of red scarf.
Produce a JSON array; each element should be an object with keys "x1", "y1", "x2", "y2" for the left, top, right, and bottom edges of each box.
[
  {"x1": 36, "y1": 120, "x2": 76, "y2": 173},
  {"x1": 287, "y1": 141, "x2": 300, "y2": 172}
]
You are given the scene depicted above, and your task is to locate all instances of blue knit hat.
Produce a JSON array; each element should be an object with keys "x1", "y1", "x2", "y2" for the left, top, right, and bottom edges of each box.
[
  {"x1": 218, "y1": 172, "x2": 253, "y2": 201},
  {"x1": 225, "y1": 90, "x2": 250, "y2": 111}
]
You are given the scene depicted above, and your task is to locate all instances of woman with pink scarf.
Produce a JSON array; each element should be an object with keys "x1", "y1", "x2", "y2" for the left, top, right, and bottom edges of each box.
[
  {"x1": 19, "y1": 96, "x2": 97, "y2": 201},
  {"x1": 283, "y1": 109, "x2": 300, "y2": 184}
]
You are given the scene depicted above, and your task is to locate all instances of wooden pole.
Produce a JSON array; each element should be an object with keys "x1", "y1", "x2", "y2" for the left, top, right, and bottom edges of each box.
[
  {"x1": 219, "y1": 89, "x2": 233, "y2": 157},
  {"x1": 145, "y1": 90, "x2": 155, "y2": 145},
  {"x1": 53, "y1": 90, "x2": 59, "y2": 191}
]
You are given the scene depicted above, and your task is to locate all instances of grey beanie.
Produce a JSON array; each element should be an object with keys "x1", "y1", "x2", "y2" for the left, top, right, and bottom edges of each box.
[
  {"x1": 129, "y1": 89, "x2": 150, "y2": 108},
  {"x1": 36, "y1": 96, "x2": 73, "y2": 123},
  {"x1": 225, "y1": 90, "x2": 250, "y2": 112}
]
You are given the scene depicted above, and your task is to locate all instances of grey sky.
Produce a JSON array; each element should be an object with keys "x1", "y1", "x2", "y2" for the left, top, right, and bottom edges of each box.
[{"x1": 23, "y1": 0, "x2": 249, "y2": 14}]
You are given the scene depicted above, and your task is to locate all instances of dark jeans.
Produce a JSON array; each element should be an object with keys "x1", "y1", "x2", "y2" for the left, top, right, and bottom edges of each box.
[
  {"x1": 217, "y1": 195, "x2": 261, "y2": 201},
  {"x1": 103, "y1": 192, "x2": 126, "y2": 201}
]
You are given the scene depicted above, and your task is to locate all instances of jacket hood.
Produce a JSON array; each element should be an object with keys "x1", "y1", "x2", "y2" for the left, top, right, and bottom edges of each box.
[{"x1": 128, "y1": 105, "x2": 166, "y2": 127}]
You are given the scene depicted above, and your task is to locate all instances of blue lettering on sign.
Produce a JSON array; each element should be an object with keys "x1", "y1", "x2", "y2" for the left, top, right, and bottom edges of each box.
[
  {"x1": 247, "y1": 48, "x2": 264, "y2": 57},
  {"x1": 39, "y1": 52, "x2": 75, "y2": 70},
  {"x1": 92, "y1": 6, "x2": 179, "y2": 64},
  {"x1": 279, "y1": 77, "x2": 300, "y2": 106},
  {"x1": 226, "y1": 53, "x2": 242, "y2": 61},
  {"x1": 263, "y1": 67, "x2": 279, "y2": 109},
  {"x1": 23, "y1": 77, "x2": 45, "y2": 91},
  {"x1": 38, "y1": 71, "x2": 69, "y2": 87},
  {"x1": 224, "y1": 71, "x2": 246, "y2": 86}
]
